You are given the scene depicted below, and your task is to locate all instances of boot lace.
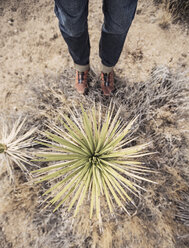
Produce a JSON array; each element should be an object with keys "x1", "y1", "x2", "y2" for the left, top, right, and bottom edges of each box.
[
  {"x1": 78, "y1": 72, "x2": 85, "y2": 84},
  {"x1": 102, "y1": 73, "x2": 110, "y2": 86}
]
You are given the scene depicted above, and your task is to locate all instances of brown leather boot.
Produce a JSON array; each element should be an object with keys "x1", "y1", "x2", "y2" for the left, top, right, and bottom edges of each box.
[
  {"x1": 100, "y1": 71, "x2": 115, "y2": 96},
  {"x1": 75, "y1": 70, "x2": 89, "y2": 94}
]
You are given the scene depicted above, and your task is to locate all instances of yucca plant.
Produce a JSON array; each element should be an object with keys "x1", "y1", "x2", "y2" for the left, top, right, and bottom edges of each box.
[
  {"x1": 33, "y1": 104, "x2": 154, "y2": 220},
  {"x1": 0, "y1": 116, "x2": 37, "y2": 182}
]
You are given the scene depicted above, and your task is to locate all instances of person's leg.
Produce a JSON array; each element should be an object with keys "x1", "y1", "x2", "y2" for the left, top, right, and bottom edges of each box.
[
  {"x1": 54, "y1": 0, "x2": 90, "y2": 71},
  {"x1": 100, "y1": 0, "x2": 138, "y2": 72},
  {"x1": 99, "y1": 0, "x2": 138, "y2": 96}
]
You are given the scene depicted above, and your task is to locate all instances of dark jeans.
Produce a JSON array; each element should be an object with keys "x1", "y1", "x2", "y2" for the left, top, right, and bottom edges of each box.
[{"x1": 54, "y1": 0, "x2": 138, "y2": 68}]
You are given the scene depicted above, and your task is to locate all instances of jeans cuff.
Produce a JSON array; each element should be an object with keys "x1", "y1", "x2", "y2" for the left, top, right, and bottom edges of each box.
[
  {"x1": 75, "y1": 63, "x2": 90, "y2": 72},
  {"x1": 101, "y1": 64, "x2": 114, "y2": 73}
]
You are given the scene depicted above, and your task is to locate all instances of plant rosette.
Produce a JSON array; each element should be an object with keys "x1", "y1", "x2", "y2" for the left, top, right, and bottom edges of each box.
[
  {"x1": 33, "y1": 104, "x2": 154, "y2": 221},
  {"x1": 0, "y1": 116, "x2": 37, "y2": 182}
]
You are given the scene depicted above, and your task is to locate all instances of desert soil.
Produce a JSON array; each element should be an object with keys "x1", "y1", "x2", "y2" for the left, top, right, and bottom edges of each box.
[
  {"x1": 0, "y1": 0, "x2": 189, "y2": 248},
  {"x1": 0, "y1": 0, "x2": 188, "y2": 112}
]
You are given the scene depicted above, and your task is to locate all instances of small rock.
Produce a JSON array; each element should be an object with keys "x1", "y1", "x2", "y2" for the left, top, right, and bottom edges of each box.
[
  {"x1": 181, "y1": 53, "x2": 187, "y2": 58},
  {"x1": 53, "y1": 33, "x2": 58, "y2": 39},
  {"x1": 136, "y1": 9, "x2": 142, "y2": 15},
  {"x1": 11, "y1": 7, "x2": 17, "y2": 12},
  {"x1": 8, "y1": 18, "x2": 14, "y2": 26},
  {"x1": 39, "y1": 34, "x2": 44, "y2": 40},
  {"x1": 181, "y1": 63, "x2": 186, "y2": 68},
  {"x1": 50, "y1": 33, "x2": 58, "y2": 41}
]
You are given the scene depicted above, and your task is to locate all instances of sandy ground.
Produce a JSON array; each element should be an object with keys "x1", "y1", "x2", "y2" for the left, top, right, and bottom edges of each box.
[
  {"x1": 0, "y1": 0, "x2": 188, "y2": 112},
  {"x1": 0, "y1": 0, "x2": 189, "y2": 248}
]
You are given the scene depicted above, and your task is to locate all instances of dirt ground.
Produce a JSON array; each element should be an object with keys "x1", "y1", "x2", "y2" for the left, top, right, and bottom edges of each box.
[
  {"x1": 0, "y1": 0, "x2": 189, "y2": 248},
  {"x1": 0, "y1": 0, "x2": 188, "y2": 112}
]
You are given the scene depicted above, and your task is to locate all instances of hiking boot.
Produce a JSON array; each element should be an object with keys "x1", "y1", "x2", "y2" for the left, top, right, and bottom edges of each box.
[
  {"x1": 75, "y1": 70, "x2": 89, "y2": 94},
  {"x1": 100, "y1": 71, "x2": 115, "y2": 96}
]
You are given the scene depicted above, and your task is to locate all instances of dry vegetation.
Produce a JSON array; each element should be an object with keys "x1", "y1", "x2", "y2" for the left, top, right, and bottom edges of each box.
[
  {"x1": 154, "y1": 0, "x2": 189, "y2": 27},
  {"x1": 0, "y1": 0, "x2": 189, "y2": 247},
  {"x1": 1, "y1": 66, "x2": 188, "y2": 248}
]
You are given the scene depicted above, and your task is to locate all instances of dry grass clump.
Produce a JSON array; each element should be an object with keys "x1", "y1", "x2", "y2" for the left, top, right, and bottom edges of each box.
[
  {"x1": 154, "y1": 0, "x2": 189, "y2": 26},
  {"x1": 32, "y1": 206, "x2": 92, "y2": 248},
  {"x1": 174, "y1": 192, "x2": 189, "y2": 246},
  {"x1": 29, "y1": 66, "x2": 188, "y2": 126},
  {"x1": 176, "y1": 194, "x2": 189, "y2": 228}
]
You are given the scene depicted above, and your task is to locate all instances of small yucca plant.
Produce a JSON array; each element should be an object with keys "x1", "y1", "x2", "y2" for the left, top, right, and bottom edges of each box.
[
  {"x1": 33, "y1": 104, "x2": 153, "y2": 220},
  {"x1": 0, "y1": 116, "x2": 37, "y2": 181}
]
